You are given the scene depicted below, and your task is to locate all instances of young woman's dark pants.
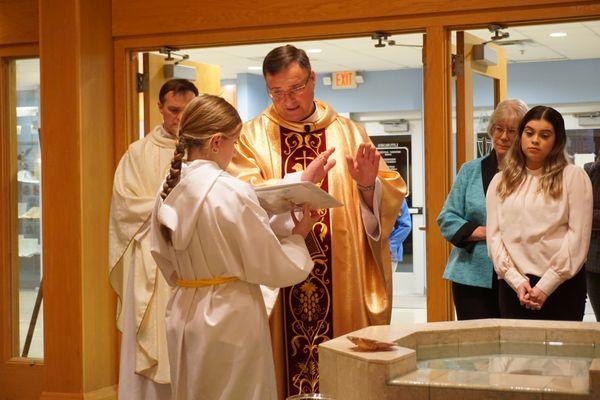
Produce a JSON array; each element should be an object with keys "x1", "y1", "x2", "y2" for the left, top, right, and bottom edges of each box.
[{"x1": 499, "y1": 268, "x2": 586, "y2": 321}]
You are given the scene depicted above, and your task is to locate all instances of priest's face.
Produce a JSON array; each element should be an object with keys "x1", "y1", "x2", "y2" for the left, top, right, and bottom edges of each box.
[
  {"x1": 158, "y1": 90, "x2": 197, "y2": 136},
  {"x1": 265, "y1": 62, "x2": 316, "y2": 122}
]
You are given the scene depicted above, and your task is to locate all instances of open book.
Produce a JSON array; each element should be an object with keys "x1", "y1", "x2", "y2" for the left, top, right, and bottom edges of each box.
[{"x1": 254, "y1": 181, "x2": 343, "y2": 215}]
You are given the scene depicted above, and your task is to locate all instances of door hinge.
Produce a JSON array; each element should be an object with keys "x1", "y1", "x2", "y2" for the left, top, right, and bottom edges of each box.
[
  {"x1": 136, "y1": 72, "x2": 148, "y2": 93},
  {"x1": 452, "y1": 54, "x2": 464, "y2": 77}
]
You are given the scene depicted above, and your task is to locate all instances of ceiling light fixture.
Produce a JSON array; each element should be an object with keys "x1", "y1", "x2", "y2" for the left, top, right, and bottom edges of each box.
[
  {"x1": 307, "y1": 48, "x2": 323, "y2": 54},
  {"x1": 549, "y1": 32, "x2": 567, "y2": 38}
]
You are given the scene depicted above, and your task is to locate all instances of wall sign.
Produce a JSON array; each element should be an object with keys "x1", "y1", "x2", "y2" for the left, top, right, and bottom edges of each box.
[{"x1": 331, "y1": 71, "x2": 357, "y2": 89}]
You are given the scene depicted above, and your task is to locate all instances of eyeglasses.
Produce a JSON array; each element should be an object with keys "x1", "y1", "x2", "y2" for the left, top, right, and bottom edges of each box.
[
  {"x1": 493, "y1": 125, "x2": 517, "y2": 136},
  {"x1": 268, "y1": 74, "x2": 311, "y2": 101}
]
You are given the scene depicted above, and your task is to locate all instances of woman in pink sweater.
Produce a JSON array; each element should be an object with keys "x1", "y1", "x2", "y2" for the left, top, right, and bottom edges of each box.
[{"x1": 486, "y1": 106, "x2": 593, "y2": 320}]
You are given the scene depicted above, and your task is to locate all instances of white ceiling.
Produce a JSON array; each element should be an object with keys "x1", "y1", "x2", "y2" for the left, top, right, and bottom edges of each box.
[
  {"x1": 176, "y1": 21, "x2": 600, "y2": 80},
  {"x1": 182, "y1": 35, "x2": 424, "y2": 79},
  {"x1": 467, "y1": 21, "x2": 600, "y2": 63}
]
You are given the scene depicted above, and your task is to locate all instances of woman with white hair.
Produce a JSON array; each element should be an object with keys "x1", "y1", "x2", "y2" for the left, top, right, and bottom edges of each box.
[{"x1": 437, "y1": 99, "x2": 528, "y2": 320}]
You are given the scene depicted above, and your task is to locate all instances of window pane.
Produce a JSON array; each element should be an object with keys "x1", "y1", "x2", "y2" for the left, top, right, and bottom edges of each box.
[
  {"x1": 15, "y1": 58, "x2": 43, "y2": 359},
  {"x1": 567, "y1": 128, "x2": 600, "y2": 166}
]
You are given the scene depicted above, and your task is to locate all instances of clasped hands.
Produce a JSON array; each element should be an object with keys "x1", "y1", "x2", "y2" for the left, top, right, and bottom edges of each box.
[{"x1": 517, "y1": 281, "x2": 548, "y2": 310}]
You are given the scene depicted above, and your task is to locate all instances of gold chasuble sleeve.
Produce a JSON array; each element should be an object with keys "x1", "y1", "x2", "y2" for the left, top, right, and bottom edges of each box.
[
  {"x1": 229, "y1": 101, "x2": 406, "y2": 397},
  {"x1": 326, "y1": 116, "x2": 406, "y2": 328}
]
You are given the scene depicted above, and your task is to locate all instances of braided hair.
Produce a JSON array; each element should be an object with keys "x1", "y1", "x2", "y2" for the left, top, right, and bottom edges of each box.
[{"x1": 160, "y1": 134, "x2": 207, "y2": 200}]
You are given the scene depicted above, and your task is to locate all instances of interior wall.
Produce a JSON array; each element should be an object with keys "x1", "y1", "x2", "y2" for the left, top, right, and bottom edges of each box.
[
  {"x1": 320, "y1": 59, "x2": 600, "y2": 112},
  {"x1": 235, "y1": 73, "x2": 270, "y2": 121},
  {"x1": 500, "y1": 58, "x2": 600, "y2": 106},
  {"x1": 227, "y1": 57, "x2": 600, "y2": 121},
  {"x1": 316, "y1": 69, "x2": 424, "y2": 113}
]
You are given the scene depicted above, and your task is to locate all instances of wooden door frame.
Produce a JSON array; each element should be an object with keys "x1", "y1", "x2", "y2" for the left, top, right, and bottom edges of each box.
[
  {"x1": 112, "y1": 5, "x2": 600, "y2": 323},
  {"x1": 0, "y1": 42, "x2": 43, "y2": 400},
  {"x1": 455, "y1": 31, "x2": 508, "y2": 169}
]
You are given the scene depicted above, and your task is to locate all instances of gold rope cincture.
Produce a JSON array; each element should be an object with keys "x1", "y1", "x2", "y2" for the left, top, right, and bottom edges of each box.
[{"x1": 175, "y1": 276, "x2": 239, "y2": 288}]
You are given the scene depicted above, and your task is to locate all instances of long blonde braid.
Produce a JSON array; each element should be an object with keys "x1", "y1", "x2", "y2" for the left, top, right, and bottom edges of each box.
[{"x1": 161, "y1": 136, "x2": 187, "y2": 200}]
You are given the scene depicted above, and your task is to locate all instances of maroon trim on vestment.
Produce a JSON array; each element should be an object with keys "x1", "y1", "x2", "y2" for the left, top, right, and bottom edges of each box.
[{"x1": 280, "y1": 126, "x2": 333, "y2": 396}]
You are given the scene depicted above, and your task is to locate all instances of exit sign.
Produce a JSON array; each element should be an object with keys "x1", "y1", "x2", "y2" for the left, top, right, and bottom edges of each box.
[{"x1": 331, "y1": 71, "x2": 357, "y2": 90}]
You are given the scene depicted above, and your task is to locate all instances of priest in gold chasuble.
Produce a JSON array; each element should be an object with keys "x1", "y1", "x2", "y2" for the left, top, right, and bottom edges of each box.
[{"x1": 228, "y1": 45, "x2": 406, "y2": 398}]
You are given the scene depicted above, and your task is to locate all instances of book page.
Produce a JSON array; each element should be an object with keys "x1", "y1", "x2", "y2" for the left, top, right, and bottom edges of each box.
[{"x1": 254, "y1": 181, "x2": 343, "y2": 214}]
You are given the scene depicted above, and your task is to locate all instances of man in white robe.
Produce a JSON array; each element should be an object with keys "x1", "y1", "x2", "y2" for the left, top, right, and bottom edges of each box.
[{"x1": 108, "y1": 79, "x2": 198, "y2": 399}]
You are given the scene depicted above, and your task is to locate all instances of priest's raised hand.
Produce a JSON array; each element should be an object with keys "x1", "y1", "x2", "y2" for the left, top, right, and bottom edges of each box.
[
  {"x1": 345, "y1": 143, "x2": 381, "y2": 210},
  {"x1": 301, "y1": 146, "x2": 336, "y2": 184}
]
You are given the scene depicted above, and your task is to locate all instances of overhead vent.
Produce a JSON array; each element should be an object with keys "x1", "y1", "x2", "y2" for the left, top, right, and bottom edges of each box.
[{"x1": 495, "y1": 39, "x2": 538, "y2": 47}]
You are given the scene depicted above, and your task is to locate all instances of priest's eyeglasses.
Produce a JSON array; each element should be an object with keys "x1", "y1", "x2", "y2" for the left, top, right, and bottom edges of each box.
[{"x1": 268, "y1": 75, "x2": 311, "y2": 101}]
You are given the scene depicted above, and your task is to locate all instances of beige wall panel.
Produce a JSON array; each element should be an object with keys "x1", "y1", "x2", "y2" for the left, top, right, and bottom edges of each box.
[{"x1": 185, "y1": 60, "x2": 221, "y2": 96}]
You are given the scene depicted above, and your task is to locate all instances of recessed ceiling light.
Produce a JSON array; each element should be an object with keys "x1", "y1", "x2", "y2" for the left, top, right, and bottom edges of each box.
[
  {"x1": 307, "y1": 48, "x2": 323, "y2": 54},
  {"x1": 549, "y1": 32, "x2": 567, "y2": 38},
  {"x1": 248, "y1": 66, "x2": 262, "y2": 71}
]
